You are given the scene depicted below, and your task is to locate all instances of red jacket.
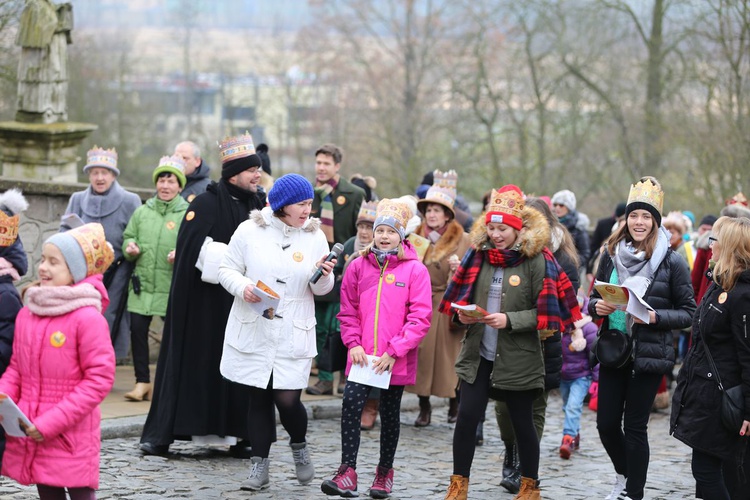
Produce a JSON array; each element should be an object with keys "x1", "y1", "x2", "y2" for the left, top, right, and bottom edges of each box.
[{"x1": 0, "y1": 275, "x2": 115, "y2": 489}]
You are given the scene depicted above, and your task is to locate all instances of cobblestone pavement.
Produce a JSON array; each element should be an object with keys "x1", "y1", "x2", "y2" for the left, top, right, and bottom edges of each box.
[{"x1": 0, "y1": 391, "x2": 694, "y2": 499}]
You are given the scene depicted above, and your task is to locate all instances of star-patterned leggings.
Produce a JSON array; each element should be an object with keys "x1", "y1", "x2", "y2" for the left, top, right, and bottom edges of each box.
[{"x1": 340, "y1": 381, "x2": 405, "y2": 470}]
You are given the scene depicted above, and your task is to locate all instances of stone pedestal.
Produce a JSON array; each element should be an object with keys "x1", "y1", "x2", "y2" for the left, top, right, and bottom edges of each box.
[{"x1": 0, "y1": 121, "x2": 97, "y2": 183}]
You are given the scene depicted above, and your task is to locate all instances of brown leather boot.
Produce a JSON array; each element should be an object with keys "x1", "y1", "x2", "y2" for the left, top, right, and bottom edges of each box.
[
  {"x1": 414, "y1": 396, "x2": 431, "y2": 427},
  {"x1": 513, "y1": 477, "x2": 542, "y2": 500},
  {"x1": 360, "y1": 398, "x2": 379, "y2": 430},
  {"x1": 444, "y1": 474, "x2": 469, "y2": 500},
  {"x1": 124, "y1": 382, "x2": 151, "y2": 402}
]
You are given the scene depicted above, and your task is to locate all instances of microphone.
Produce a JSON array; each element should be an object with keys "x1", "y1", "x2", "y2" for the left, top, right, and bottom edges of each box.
[{"x1": 309, "y1": 243, "x2": 344, "y2": 284}]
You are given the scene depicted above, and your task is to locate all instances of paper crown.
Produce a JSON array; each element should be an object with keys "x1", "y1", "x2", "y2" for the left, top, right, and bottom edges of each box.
[
  {"x1": 84, "y1": 146, "x2": 119, "y2": 174},
  {"x1": 356, "y1": 201, "x2": 378, "y2": 225},
  {"x1": 627, "y1": 177, "x2": 664, "y2": 215},
  {"x1": 419, "y1": 169, "x2": 458, "y2": 214},
  {"x1": 153, "y1": 154, "x2": 187, "y2": 187},
  {"x1": 486, "y1": 185, "x2": 525, "y2": 230},
  {"x1": 726, "y1": 191, "x2": 748, "y2": 207},
  {"x1": 218, "y1": 132, "x2": 256, "y2": 164},
  {"x1": 374, "y1": 199, "x2": 413, "y2": 239},
  {"x1": 69, "y1": 223, "x2": 115, "y2": 278},
  {"x1": 0, "y1": 211, "x2": 19, "y2": 247}
]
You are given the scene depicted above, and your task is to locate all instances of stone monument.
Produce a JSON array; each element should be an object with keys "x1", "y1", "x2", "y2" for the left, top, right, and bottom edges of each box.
[{"x1": 0, "y1": 0, "x2": 96, "y2": 182}]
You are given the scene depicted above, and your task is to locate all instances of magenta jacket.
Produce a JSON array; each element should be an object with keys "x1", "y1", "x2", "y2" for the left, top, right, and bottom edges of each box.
[
  {"x1": 0, "y1": 275, "x2": 115, "y2": 489},
  {"x1": 338, "y1": 241, "x2": 432, "y2": 386}
]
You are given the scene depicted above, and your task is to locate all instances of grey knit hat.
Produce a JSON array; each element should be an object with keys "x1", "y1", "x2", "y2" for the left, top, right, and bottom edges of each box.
[{"x1": 551, "y1": 189, "x2": 577, "y2": 212}]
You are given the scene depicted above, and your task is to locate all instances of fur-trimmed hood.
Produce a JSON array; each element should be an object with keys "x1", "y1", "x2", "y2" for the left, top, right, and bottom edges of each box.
[
  {"x1": 416, "y1": 219, "x2": 466, "y2": 265},
  {"x1": 0, "y1": 188, "x2": 29, "y2": 215},
  {"x1": 470, "y1": 206, "x2": 550, "y2": 258},
  {"x1": 250, "y1": 206, "x2": 321, "y2": 233}
]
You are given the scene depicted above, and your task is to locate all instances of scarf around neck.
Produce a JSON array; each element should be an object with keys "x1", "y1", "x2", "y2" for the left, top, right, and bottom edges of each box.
[
  {"x1": 613, "y1": 226, "x2": 670, "y2": 298},
  {"x1": 371, "y1": 246, "x2": 399, "y2": 266},
  {"x1": 440, "y1": 245, "x2": 581, "y2": 333},
  {"x1": 26, "y1": 282, "x2": 103, "y2": 316},
  {"x1": 314, "y1": 178, "x2": 338, "y2": 244}
]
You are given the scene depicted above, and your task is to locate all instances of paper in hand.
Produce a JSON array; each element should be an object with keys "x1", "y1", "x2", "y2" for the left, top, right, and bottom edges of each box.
[
  {"x1": 0, "y1": 393, "x2": 32, "y2": 438},
  {"x1": 60, "y1": 213, "x2": 85, "y2": 230},
  {"x1": 348, "y1": 355, "x2": 392, "y2": 389}
]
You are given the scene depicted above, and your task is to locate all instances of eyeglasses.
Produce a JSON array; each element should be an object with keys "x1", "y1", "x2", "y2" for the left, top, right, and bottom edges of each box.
[{"x1": 708, "y1": 236, "x2": 718, "y2": 244}]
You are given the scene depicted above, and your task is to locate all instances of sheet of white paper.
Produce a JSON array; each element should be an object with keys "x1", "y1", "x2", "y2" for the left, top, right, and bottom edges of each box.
[
  {"x1": 0, "y1": 394, "x2": 32, "y2": 438},
  {"x1": 625, "y1": 287, "x2": 654, "y2": 323},
  {"x1": 347, "y1": 355, "x2": 393, "y2": 389}
]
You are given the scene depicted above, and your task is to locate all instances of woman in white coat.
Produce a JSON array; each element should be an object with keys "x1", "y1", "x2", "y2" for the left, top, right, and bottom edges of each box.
[{"x1": 218, "y1": 173, "x2": 336, "y2": 492}]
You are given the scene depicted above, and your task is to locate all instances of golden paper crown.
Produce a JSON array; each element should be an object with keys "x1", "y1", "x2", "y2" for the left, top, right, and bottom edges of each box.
[
  {"x1": 157, "y1": 154, "x2": 186, "y2": 173},
  {"x1": 375, "y1": 199, "x2": 413, "y2": 234},
  {"x1": 727, "y1": 191, "x2": 748, "y2": 207},
  {"x1": 487, "y1": 186, "x2": 524, "y2": 219},
  {"x1": 419, "y1": 169, "x2": 458, "y2": 214},
  {"x1": 69, "y1": 223, "x2": 115, "y2": 277},
  {"x1": 0, "y1": 211, "x2": 19, "y2": 247},
  {"x1": 356, "y1": 201, "x2": 378, "y2": 224},
  {"x1": 85, "y1": 146, "x2": 118, "y2": 171},
  {"x1": 627, "y1": 177, "x2": 664, "y2": 215},
  {"x1": 218, "y1": 132, "x2": 256, "y2": 164}
]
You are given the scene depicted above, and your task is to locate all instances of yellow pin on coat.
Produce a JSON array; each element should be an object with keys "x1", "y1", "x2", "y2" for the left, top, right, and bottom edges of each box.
[{"x1": 50, "y1": 331, "x2": 66, "y2": 348}]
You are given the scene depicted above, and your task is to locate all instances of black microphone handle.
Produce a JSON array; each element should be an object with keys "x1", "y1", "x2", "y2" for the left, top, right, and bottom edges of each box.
[{"x1": 309, "y1": 243, "x2": 344, "y2": 285}]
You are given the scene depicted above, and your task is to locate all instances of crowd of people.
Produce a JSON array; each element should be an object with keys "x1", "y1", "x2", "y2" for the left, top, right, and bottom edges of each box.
[{"x1": 0, "y1": 133, "x2": 748, "y2": 500}]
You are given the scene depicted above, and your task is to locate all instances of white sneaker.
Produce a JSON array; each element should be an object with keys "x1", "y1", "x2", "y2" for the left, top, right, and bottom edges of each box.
[
  {"x1": 604, "y1": 474, "x2": 626, "y2": 500},
  {"x1": 616, "y1": 493, "x2": 634, "y2": 500}
]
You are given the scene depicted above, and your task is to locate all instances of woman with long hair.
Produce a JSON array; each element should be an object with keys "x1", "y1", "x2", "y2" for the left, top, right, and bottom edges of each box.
[
  {"x1": 589, "y1": 176, "x2": 695, "y2": 500},
  {"x1": 671, "y1": 216, "x2": 750, "y2": 499}
]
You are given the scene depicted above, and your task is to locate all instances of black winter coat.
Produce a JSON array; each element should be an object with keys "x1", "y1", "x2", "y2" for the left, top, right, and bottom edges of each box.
[
  {"x1": 589, "y1": 249, "x2": 695, "y2": 375},
  {"x1": 670, "y1": 272, "x2": 750, "y2": 460}
]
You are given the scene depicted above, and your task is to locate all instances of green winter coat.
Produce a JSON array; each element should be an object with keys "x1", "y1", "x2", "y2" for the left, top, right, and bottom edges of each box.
[
  {"x1": 122, "y1": 195, "x2": 189, "y2": 316},
  {"x1": 311, "y1": 176, "x2": 366, "y2": 246},
  {"x1": 454, "y1": 206, "x2": 549, "y2": 394}
]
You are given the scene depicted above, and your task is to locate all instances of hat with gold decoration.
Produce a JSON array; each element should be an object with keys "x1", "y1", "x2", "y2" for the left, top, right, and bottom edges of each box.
[
  {"x1": 356, "y1": 201, "x2": 378, "y2": 225},
  {"x1": 218, "y1": 132, "x2": 262, "y2": 180},
  {"x1": 0, "y1": 211, "x2": 19, "y2": 247},
  {"x1": 83, "y1": 146, "x2": 119, "y2": 176},
  {"x1": 45, "y1": 223, "x2": 115, "y2": 284},
  {"x1": 726, "y1": 191, "x2": 748, "y2": 207},
  {"x1": 626, "y1": 176, "x2": 664, "y2": 226},
  {"x1": 417, "y1": 169, "x2": 458, "y2": 218},
  {"x1": 374, "y1": 199, "x2": 413, "y2": 240},
  {"x1": 0, "y1": 188, "x2": 28, "y2": 247},
  {"x1": 153, "y1": 154, "x2": 187, "y2": 188},
  {"x1": 485, "y1": 185, "x2": 525, "y2": 230}
]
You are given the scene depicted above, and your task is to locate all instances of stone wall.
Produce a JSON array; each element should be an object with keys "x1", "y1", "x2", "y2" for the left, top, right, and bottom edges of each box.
[{"x1": 0, "y1": 178, "x2": 152, "y2": 289}]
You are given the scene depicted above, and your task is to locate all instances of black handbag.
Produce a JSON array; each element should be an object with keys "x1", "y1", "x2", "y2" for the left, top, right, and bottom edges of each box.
[
  {"x1": 702, "y1": 341, "x2": 745, "y2": 433},
  {"x1": 317, "y1": 330, "x2": 347, "y2": 373},
  {"x1": 594, "y1": 329, "x2": 634, "y2": 368}
]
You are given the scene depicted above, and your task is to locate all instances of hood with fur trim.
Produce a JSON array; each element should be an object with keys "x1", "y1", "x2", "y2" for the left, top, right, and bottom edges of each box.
[
  {"x1": 249, "y1": 206, "x2": 321, "y2": 233},
  {"x1": 470, "y1": 205, "x2": 550, "y2": 259},
  {"x1": 0, "y1": 189, "x2": 29, "y2": 216}
]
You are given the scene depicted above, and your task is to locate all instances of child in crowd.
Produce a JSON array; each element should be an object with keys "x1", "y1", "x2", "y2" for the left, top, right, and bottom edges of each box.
[
  {"x1": 0, "y1": 223, "x2": 116, "y2": 500},
  {"x1": 0, "y1": 189, "x2": 29, "y2": 471},
  {"x1": 559, "y1": 296, "x2": 599, "y2": 459},
  {"x1": 321, "y1": 199, "x2": 432, "y2": 499}
]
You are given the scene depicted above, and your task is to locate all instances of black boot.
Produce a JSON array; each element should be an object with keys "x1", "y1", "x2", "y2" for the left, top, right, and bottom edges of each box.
[
  {"x1": 415, "y1": 396, "x2": 432, "y2": 427},
  {"x1": 475, "y1": 420, "x2": 484, "y2": 446},
  {"x1": 500, "y1": 441, "x2": 520, "y2": 494}
]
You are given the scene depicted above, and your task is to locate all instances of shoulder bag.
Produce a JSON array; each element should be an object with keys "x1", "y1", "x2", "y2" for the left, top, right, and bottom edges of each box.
[
  {"x1": 702, "y1": 340, "x2": 745, "y2": 433},
  {"x1": 594, "y1": 328, "x2": 634, "y2": 368}
]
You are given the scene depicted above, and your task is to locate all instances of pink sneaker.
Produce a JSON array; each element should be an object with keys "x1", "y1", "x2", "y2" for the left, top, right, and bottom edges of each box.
[
  {"x1": 369, "y1": 466, "x2": 394, "y2": 498},
  {"x1": 321, "y1": 464, "x2": 358, "y2": 497}
]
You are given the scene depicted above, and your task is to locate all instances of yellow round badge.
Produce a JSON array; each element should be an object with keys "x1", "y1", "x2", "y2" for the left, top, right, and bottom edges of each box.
[
  {"x1": 336, "y1": 195, "x2": 347, "y2": 205},
  {"x1": 166, "y1": 221, "x2": 176, "y2": 230},
  {"x1": 50, "y1": 331, "x2": 66, "y2": 348},
  {"x1": 509, "y1": 275, "x2": 521, "y2": 286},
  {"x1": 186, "y1": 211, "x2": 195, "y2": 221},
  {"x1": 385, "y1": 273, "x2": 396, "y2": 284},
  {"x1": 718, "y1": 292, "x2": 727, "y2": 304},
  {"x1": 187, "y1": 194, "x2": 196, "y2": 203},
  {"x1": 293, "y1": 252, "x2": 304, "y2": 262}
]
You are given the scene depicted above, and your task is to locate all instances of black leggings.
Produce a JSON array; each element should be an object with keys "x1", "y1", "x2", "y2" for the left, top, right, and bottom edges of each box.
[
  {"x1": 453, "y1": 357, "x2": 539, "y2": 479},
  {"x1": 37, "y1": 485, "x2": 95, "y2": 500},
  {"x1": 248, "y1": 383, "x2": 307, "y2": 458},
  {"x1": 597, "y1": 365, "x2": 662, "y2": 500},
  {"x1": 130, "y1": 312, "x2": 153, "y2": 383},
  {"x1": 692, "y1": 449, "x2": 730, "y2": 500},
  {"x1": 340, "y1": 381, "x2": 404, "y2": 470}
]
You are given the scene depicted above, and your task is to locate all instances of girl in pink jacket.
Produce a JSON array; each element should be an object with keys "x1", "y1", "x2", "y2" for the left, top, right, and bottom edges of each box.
[
  {"x1": 322, "y1": 199, "x2": 432, "y2": 499},
  {"x1": 0, "y1": 223, "x2": 115, "y2": 500}
]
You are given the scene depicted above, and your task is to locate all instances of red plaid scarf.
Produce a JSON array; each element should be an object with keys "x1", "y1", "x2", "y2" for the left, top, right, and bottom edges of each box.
[{"x1": 439, "y1": 246, "x2": 581, "y2": 333}]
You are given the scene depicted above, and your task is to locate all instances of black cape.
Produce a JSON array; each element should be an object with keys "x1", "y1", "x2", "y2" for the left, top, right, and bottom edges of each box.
[{"x1": 141, "y1": 180, "x2": 266, "y2": 445}]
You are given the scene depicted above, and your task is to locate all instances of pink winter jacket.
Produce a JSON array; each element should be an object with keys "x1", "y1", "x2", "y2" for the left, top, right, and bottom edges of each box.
[
  {"x1": 339, "y1": 241, "x2": 432, "y2": 386},
  {"x1": 0, "y1": 275, "x2": 115, "y2": 489}
]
